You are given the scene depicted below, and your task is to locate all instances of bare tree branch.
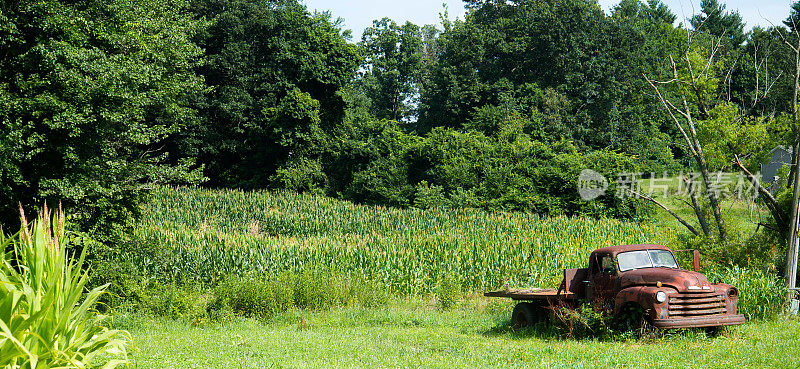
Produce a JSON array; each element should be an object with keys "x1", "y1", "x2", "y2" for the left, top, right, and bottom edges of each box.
[{"x1": 628, "y1": 189, "x2": 701, "y2": 237}]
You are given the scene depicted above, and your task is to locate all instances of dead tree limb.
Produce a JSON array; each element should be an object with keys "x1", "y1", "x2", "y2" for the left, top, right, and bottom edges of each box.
[
  {"x1": 729, "y1": 146, "x2": 787, "y2": 228},
  {"x1": 627, "y1": 189, "x2": 701, "y2": 237}
]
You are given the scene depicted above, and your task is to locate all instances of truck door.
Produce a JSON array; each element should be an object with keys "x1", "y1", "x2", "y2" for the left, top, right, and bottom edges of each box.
[{"x1": 590, "y1": 253, "x2": 616, "y2": 310}]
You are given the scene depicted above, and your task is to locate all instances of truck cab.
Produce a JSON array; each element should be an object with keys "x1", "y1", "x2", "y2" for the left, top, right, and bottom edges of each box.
[{"x1": 587, "y1": 244, "x2": 744, "y2": 328}]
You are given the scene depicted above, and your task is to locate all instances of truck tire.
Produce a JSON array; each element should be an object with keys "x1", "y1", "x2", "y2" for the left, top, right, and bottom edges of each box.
[
  {"x1": 512, "y1": 302, "x2": 543, "y2": 329},
  {"x1": 615, "y1": 303, "x2": 652, "y2": 334}
]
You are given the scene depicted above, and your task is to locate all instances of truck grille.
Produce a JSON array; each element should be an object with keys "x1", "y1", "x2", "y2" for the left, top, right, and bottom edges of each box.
[{"x1": 668, "y1": 292, "x2": 727, "y2": 317}]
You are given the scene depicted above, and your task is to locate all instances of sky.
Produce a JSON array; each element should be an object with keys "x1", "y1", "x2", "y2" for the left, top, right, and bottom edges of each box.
[{"x1": 302, "y1": 0, "x2": 798, "y2": 40}]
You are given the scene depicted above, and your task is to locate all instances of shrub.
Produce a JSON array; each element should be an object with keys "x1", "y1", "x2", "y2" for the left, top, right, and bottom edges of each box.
[
  {"x1": 143, "y1": 283, "x2": 210, "y2": 322},
  {"x1": 0, "y1": 208, "x2": 131, "y2": 368},
  {"x1": 213, "y1": 274, "x2": 287, "y2": 319},
  {"x1": 553, "y1": 303, "x2": 614, "y2": 339},
  {"x1": 678, "y1": 222, "x2": 782, "y2": 271},
  {"x1": 89, "y1": 260, "x2": 210, "y2": 322},
  {"x1": 436, "y1": 274, "x2": 460, "y2": 310},
  {"x1": 414, "y1": 181, "x2": 449, "y2": 209},
  {"x1": 271, "y1": 158, "x2": 328, "y2": 195}
]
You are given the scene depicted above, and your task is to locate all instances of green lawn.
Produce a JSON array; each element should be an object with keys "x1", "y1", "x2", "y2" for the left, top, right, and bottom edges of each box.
[{"x1": 120, "y1": 298, "x2": 800, "y2": 369}]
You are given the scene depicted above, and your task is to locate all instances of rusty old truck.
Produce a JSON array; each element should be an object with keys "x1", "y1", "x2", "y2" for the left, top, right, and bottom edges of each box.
[{"x1": 485, "y1": 244, "x2": 745, "y2": 329}]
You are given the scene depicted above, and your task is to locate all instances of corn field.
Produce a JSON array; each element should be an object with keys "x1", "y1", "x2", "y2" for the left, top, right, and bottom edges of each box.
[{"x1": 126, "y1": 187, "x2": 677, "y2": 295}]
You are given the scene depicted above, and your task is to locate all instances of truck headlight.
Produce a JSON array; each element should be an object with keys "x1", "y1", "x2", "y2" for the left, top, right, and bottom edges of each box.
[{"x1": 656, "y1": 291, "x2": 667, "y2": 303}]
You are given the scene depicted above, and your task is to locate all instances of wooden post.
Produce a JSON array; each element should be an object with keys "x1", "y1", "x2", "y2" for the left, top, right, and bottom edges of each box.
[{"x1": 787, "y1": 140, "x2": 800, "y2": 302}]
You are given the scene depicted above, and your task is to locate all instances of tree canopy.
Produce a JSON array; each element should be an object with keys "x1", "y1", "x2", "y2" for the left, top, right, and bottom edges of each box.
[
  {"x1": 0, "y1": 0, "x2": 205, "y2": 240},
  {"x1": 2, "y1": 0, "x2": 799, "y2": 241}
]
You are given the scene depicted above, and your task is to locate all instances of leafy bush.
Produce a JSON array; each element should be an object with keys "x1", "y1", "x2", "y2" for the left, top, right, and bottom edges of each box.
[
  {"x1": 435, "y1": 274, "x2": 461, "y2": 310},
  {"x1": 90, "y1": 259, "x2": 210, "y2": 322},
  {"x1": 708, "y1": 266, "x2": 787, "y2": 320},
  {"x1": 414, "y1": 181, "x2": 449, "y2": 209},
  {"x1": 213, "y1": 274, "x2": 292, "y2": 320},
  {"x1": 332, "y1": 118, "x2": 638, "y2": 218},
  {"x1": 271, "y1": 158, "x2": 328, "y2": 195},
  {"x1": 405, "y1": 128, "x2": 638, "y2": 217},
  {"x1": 0, "y1": 208, "x2": 131, "y2": 368}
]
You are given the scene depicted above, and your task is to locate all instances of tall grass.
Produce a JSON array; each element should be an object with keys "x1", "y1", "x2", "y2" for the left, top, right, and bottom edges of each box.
[
  {"x1": 708, "y1": 266, "x2": 787, "y2": 320},
  {"x1": 0, "y1": 207, "x2": 130, "y2": 368},
  {"x1": 126, "y1": 187, "x2": 677, "y2": 294}
]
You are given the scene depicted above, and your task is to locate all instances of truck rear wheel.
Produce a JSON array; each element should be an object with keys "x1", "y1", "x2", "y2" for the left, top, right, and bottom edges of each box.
[{"x1": 512, "y1": 302, "x2": 544, "y2": 329}]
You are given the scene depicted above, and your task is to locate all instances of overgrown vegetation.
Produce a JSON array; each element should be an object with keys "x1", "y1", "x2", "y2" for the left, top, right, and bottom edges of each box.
[
  {"x1": 0, "y1": 208, "x2": 130, "y2": 368},
  {"x1": 709, "y1": 267, "x2": 788, "y2": 320},
  {"x1": 115, "y1": 187, "x2": 674, "y2": 293},
  {"x1": 212, "y1": 270, "x2": 388, "y2": 320},
  {"x1": 1, "y1": 0, "x2": 798, "y2": 361},
  {"x1": 85, "y1": 186, "x2": 787, "y2": 329}
]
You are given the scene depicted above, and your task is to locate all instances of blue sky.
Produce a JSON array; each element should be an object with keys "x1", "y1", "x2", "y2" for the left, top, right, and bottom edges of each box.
[{"x1": 302, "y1": 0, "x2": 797, "y2": 40}]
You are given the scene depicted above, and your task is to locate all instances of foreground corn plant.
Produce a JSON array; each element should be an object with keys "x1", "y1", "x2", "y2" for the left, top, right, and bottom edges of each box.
[{"x1": 0, "y1": 206, "x2": 131, "y2": 368}]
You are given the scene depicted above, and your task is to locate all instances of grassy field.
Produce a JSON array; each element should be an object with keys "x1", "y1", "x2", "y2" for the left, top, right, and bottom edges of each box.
[
  {"x1": 118, "y1": 186, "x2": 790, "y2": 368},
  {"x1": 118, "y1": 298, "x2": 800, "y2": 369}
]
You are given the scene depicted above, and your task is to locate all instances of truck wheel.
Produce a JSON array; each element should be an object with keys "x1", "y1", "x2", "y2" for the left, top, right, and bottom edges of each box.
[
  {"x1": 616, "y1": 303, "x2": 651, "y2": 334},
  {"x1": 512, "y1": 302, "x2": 542, "y2": 329},
  {"x1": 703, "y1": 326, "x2": 722, "y2": 337}
]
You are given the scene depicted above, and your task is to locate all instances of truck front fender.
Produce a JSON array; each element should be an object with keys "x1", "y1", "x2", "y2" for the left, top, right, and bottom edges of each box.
[{"x1": 615, "y1": 286, "x2": 671, "y2": 320}]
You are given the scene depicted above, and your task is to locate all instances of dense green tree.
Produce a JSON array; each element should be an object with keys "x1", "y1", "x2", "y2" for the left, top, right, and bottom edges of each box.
[
  {"x1": 360, "y1": 18, "x2": 424, "y2": 122},
  {"x1": 784, "y1": 1, "x2": 800, "y2": 31},
  {"x1": 417, "y1": 0, "x2": 679, "y2": 172},
  {"x1": 405, "y1": 126, "x2": 638, "y2": 216},
  {"x1": 642, "y1": 0, "x2": 677, "y2": 24},
  {"x1": 690, "y1": 0, "x2": 747, "y2": 47},
  {"x1": 334, "y1": 119, "x2": 419, "y2": 206},
  {"x1": 187, "y1": 0, "x2": 360, "y2": 189},
  {"x1": 613, "y1": 0, "x2": 676, "y2": 25},
  {"x1": 330, "y1": 105, "x2": 639, "y2": 217},
  {"x1": 0, "y1": 0, "x2": 205, "y2": 240}
]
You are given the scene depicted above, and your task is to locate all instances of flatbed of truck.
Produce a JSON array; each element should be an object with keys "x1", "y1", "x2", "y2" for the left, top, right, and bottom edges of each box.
[{"x1": 484, "y1": 288, "x2": 576, "y2": 300}]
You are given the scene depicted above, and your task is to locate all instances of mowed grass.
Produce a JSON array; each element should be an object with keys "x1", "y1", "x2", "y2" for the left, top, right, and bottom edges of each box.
[{"x1": 120, "y1": 298, "x2": 800, "y2": 369}]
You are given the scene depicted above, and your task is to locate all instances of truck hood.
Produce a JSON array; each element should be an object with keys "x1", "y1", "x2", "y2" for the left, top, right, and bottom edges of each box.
[{"x1": 619, "y1": 268, "x2": 713, "y2": 292}]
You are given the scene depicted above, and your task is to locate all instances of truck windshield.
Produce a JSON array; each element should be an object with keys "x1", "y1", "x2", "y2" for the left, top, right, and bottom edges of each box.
[{"x1": 617, "y1": 250, "x2": 679, "y2": 271}]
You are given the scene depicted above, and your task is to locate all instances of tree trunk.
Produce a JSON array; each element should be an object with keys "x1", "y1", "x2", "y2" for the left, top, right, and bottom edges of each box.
[
  {"x1": 686, "y1": 174, "x2": 712, "y2": 237},
  {"x1": 786, "y1": 138, "x2": 800, "y2": 293},
  {"x1": 784, "y1": 46, "x2": 800, "y2": 291},
  {"x1": 685, "y1": 111, "x2": 729, "y2": 242}
]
